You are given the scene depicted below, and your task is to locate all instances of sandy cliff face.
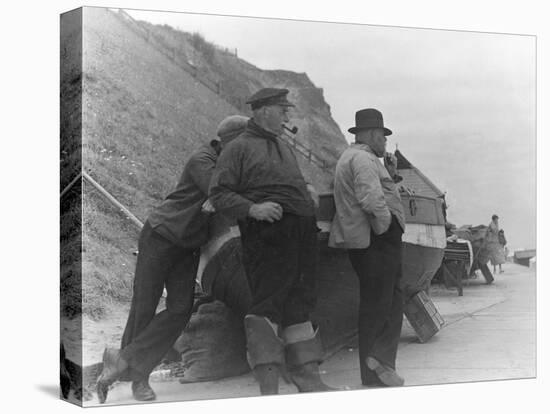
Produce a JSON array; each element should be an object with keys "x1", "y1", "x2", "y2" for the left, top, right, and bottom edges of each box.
[
  {"x1": 139, "y1": 17, "x2": 349, "y2": 191},
  {"x1": 63, "y1": 7, "x2": 349, "y2": 318}
]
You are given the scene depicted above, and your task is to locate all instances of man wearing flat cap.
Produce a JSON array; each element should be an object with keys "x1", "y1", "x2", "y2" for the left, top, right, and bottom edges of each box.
[
  {"x1": 329, "y1": 108, "x2": 406, "y2": 388},
  {"x1": 209, "y1": 88, "x2": 332, "y2": 395},
  {"x1": 96, "y1": 115, "x2": 248, "y2": 404}
]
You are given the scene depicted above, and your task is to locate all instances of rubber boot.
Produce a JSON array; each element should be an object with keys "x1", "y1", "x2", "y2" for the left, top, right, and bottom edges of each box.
[
  {"x1": 244, "y1": 315, "x2": 285, "y2": 395},
  {"x1": 284, "y1": 326, "x2": 335, "y2": 392},
  {"x1": 253, "y1": 363, "x2": 280, "y2": 395},
  {"x1": 289, "y1": 361, "x2": 335, "y2": 392}
]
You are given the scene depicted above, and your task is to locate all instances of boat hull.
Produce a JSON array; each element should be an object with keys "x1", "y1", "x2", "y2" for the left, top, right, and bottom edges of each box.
[{"x1": 402, "y1": 242, "x2": 445, "y2": 296}]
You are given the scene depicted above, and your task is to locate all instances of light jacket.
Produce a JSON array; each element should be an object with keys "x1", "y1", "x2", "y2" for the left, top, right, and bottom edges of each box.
[{"x1": 328, "y1": 143, "x2": 405, "y2": 249}]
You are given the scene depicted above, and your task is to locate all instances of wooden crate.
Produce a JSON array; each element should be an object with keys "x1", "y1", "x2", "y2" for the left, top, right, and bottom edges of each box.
[{"x1": 404, "y1": 291, "x2": 445, "y2": 343}]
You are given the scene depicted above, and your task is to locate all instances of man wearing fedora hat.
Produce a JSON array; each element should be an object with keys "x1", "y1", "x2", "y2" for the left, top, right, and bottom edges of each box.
[
  {"x1": 209, "y1": 88, "x2": 332, "y2": 395},
  {"x1": 329, "y1": 108, "x2": 406, "y2": 387},
  {"x1": 96, "y1": 115, "x2": 248, "y2": 404}
]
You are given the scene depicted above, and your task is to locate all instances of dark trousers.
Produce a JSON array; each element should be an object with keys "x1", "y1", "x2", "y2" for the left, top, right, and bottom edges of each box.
[
  {"x1": 347, "y1": 215, "x2": 404, "y2": 384},
  {"x1": 119, "y1": 221, "x2": 199, "y2": 380},
  {"x1": 238, "y1": 214, "x2": 318, "y2": 327}
]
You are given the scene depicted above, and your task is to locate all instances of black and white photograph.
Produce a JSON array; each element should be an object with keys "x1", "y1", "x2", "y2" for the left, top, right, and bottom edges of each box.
[
  {"x1": 4, "y1": 1, "x2": 547, "y2": 413},
  {"x1": 58, "y1": 4, "x2": 539, "y2": 407}
]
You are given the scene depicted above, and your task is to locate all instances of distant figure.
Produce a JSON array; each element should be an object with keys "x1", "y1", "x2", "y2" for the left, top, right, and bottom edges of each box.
[
  {"x1": 487, "y1": 214, "x2": 506, "y2": 275},
  {"x1": 498, "y1": 229, "x2": 507, "y2": 273},
  {"x1": 96, "y1": 115, "x2": 248, "y2": 404}
]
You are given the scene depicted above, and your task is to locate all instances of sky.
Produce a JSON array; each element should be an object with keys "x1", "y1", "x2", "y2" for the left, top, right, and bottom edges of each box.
[{"x1": 127, "y1": 9, "x2": 536, "y2": 253}]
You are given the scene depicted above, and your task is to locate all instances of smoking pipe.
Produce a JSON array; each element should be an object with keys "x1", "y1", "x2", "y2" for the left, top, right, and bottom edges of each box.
[{"x1": 283, "y1": 125, "x2": 298, "y2": 134}]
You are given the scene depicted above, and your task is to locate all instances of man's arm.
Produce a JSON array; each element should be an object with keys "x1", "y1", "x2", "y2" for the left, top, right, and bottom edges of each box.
[
  {"x1": 352, "y1": 153, "x2": 391, "y2": 235},
  {"x1": 186, "y1": 148, "x2": 217, "y2": 195},
  {"x1": 209, "y1": 144, "x2": 253, "y2": 219}
]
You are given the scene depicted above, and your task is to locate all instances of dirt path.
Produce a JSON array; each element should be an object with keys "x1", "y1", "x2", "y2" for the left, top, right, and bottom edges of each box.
[{"x1": 62, "y1": 303, "x2": 130, "y2": 366}]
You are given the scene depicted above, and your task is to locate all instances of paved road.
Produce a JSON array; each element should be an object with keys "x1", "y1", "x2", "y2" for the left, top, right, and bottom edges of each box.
[
  {"x1": 324, "y1": 262, "x2": 536, "y2": 388},
  {"x1": 91, "y1": 262, "x2": 536, "y2": 406}
]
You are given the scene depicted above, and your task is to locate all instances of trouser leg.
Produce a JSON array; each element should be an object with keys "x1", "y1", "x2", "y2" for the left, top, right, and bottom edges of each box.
[
  {"x1": 121, "y1": 224, "x2": 165, "y2": 353},
  {"x1": 239, "y1": 215, "x2": 317, "y2": 326},
  {"x1": 119, "y1": 223, "x2": 199, "y2": 380},
  {"x1": 371, "y1": 280, "x2": 403, "y2": 368},
  {"x1": 282, "y1": 216, "x2": 319, "y2": 327},
  {"x1": 239, "y1": 215, "x2": 324, "y2": 394},
  {"x1": 348, "y1": 216, "x2": 403, "y2": 384}
]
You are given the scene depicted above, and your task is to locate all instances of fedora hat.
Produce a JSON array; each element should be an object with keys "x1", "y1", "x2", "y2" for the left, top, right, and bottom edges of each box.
[{"x1": 348, "y1": 108, "x2": 392, "y2": 136}]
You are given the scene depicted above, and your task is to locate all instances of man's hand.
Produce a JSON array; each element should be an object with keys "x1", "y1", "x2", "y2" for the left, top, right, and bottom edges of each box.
[
  {"x1": 371, "y1": 211, "x2": 392, "y2": 235},
  {"x1": 248, "y1": 202, "x2": 283, "y2": 223},
  {"x1": 201, "y1": 199, "x2": 216, "y2": 214},
  {"x1": 306, "y1": 183, "x2": 320, "y2": 209}
]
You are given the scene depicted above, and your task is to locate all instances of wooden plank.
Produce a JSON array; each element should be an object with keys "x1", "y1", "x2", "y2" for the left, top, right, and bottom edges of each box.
[
  {"x1": 60, "y1": 172, "x2": 82, "y2": 198},
  {"x1": 82, "y1": 171, "x2": 144, "y2": 230}
]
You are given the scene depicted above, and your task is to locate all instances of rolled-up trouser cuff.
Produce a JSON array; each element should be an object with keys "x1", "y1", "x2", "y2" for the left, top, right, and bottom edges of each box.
[
  {"x1": 285, "y1": 327, "x2": 324, "y2": 368},
  {"x1": 244, "y1": 315, "x2": 285, "y2": 368},
  {"x1": 282, "y1": 321, "x2": 315, "y2": 344}
]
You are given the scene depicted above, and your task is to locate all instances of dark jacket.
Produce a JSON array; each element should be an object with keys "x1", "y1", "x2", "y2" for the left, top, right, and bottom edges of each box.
[
  {"x1": 209, "y1": 120, "x2": 314, "y2": 220},
  {"x1": 147, "y1": 144, "x2": 218, "y2": 248}
]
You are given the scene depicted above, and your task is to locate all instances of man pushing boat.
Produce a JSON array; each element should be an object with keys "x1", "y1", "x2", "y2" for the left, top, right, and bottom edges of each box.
[{"x1": 96, "y1": 115, "x2": 248, "y2": 403}]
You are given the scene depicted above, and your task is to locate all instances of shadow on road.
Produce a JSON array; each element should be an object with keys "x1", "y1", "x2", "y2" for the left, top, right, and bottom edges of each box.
[{"x1": 35, "y1": 384, "x2": 59, "y2": 399}]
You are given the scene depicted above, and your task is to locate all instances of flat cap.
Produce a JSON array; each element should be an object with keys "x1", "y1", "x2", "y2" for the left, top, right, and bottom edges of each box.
[
  {"x1": 246, "y1": 88, "x2": 295, "y2": 110},
  {"x1": 216, "y1": 115, "x2": 249, "y2": 145}
]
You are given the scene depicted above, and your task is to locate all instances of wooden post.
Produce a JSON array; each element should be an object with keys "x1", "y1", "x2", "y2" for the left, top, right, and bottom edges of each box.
[
  {"x1": 60, "y1": 172, "x2": 82, "y2": 199},
  {"x1": 82, "y1": 171, "x2": 144, "y2": 229}
]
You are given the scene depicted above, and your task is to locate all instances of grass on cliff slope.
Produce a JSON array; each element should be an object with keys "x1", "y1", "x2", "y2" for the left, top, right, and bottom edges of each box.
[
  {"x1": 82, "y1": 186, "x2": 140, "y2": 320},
  {"x1": 65, "y1": 8, "x2": 240, "y2": 320}
]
